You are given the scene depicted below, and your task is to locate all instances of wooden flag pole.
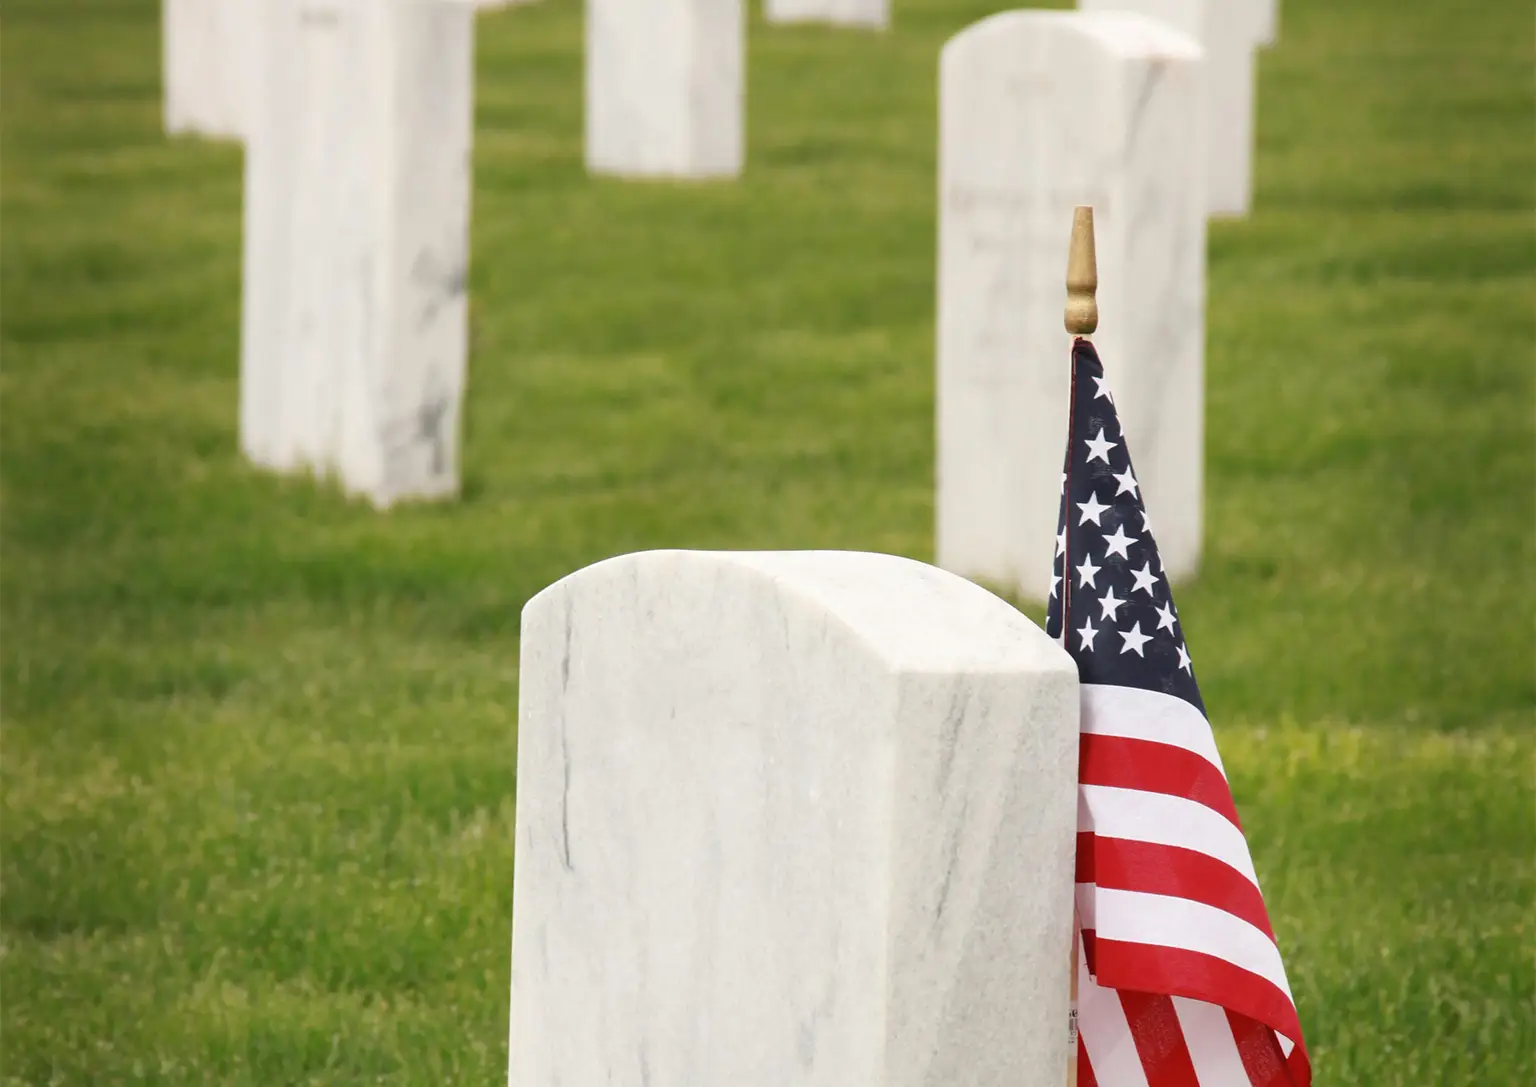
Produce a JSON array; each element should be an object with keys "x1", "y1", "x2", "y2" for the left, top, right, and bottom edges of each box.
[
  {"x1": 1066, "y1": 205, "x2": 1099, "y2": 337},
  {"x1": 1063, "y1": 204, "x2": 1098, "y2": 1087}
]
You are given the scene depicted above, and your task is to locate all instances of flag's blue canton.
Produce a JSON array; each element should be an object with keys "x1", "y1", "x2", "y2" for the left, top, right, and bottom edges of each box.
[{"x1": 1044, "y1": 340, "x2": 1204, "y2": 716}]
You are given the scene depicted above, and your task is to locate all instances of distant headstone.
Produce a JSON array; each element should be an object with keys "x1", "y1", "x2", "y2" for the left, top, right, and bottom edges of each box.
[
  {"x1": 163, "y1": 0, "x2": 257, "y2": 139},
  {"x1": 241, "y1": 0, "x2": 475, "y2": 506},
  {"x1": 1080, "y1": 0, "x2": 1268, "y2": 217},
  {"x1": 1258, "y1": 0, "x2": 1280, "y2": 46},
  {"x1": 586, "y1": 0, "x2": 744, "y2": 178},
  {"x1": 509, "y1": 550, "x2": 1080, "y2": 1086},
  {"x1": 937, "y1": 11, "x2": 1205, "y2": 602},
  {"x1": 764, "y1": 0, "x2": 888, "y2": 29}
]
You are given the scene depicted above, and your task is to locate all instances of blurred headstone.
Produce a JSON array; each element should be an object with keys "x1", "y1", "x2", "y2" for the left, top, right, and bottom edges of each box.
[
  {"x1": 1258, "y1": 0, "x2": 1280, "y2": 46},
  {"x1": 1080, "y1": 0, "x2": 1268, "y2": 217},
  {"x1": 240, "y1": 0, "x2": 474, "y2": 506},
  {"x1": 510, "y1": 549, "x2": 1079, "y2": 1086},
  {"x1": 764, "y1": 0, "x2": 888, "y2": 29},
  {"x1": 163, "y1": 0, "x2": 258, "y2": 139},
  {"x1": 937, "y1": 11, "x2": 1206, "y2": 601},
  {"x1": 586, "y1": 0, "x2": 745, "y2": 178}
]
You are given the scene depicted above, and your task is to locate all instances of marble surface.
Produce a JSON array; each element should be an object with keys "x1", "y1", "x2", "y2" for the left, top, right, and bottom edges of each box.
[
  {"x1": 586, "y1": 0, "x2": 744, "y2": 178},
  {"x1": 764, "y1": 0, "x2": 888, "y2": 29},
  {"x1": 240, "y1": 0, "x2": 474, "y2": 506},
  {"x1": 510, "y1": 550, "x2": 1080, "y2": 1087},
  {"x1": 937, "y1": 11, "x2": 1206, "y2": 601},
  {"x1": 163, "y1": 0, "x2": 258, "y2": 140},
  {"x1": 1080, "y1": 0, "x2": 1268, "y2": 217}
]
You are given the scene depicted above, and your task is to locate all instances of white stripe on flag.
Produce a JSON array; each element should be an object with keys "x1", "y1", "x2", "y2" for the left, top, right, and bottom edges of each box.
[
  {"x1": 1078, "y1": 939, "x2": 1150, "y2": 1087},
  {"x1": 1076, "y1": 882, "x2": 1097, "y2": 929},
  {"x1": 1079, "y1": 784, "x2": 1261, "y2": 887},
  {"x1": 1173, "y1": 996, "x2": 1250, "y2": 1087},
  {"x1": 1093, "y1": 887, "x2": 1295, "y2": 1002},
  {"x1": 1082, "y1": 683, "x2": 1227, "y2": 776}
]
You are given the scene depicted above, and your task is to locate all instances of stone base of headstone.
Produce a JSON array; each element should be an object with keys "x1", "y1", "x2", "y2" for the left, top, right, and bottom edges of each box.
[
  {"x1": 510, "y1": 550, "x2": 1080, "y2": 1087},
  {"x1": 240, "y1": 0, "x2": 475, "y2": 507},
  {"x1": 936, "y1": 11, "x2": 1206, "y2": 601},
  {"x1": 163, "y1": 0, "x2": 258, "y2": 140},
  {"x1": 764, "y1": 0, "x2": 889, "y2": 29},
  {"x1": 585, "y1": 0, "x2": 744, "y2": 179}
]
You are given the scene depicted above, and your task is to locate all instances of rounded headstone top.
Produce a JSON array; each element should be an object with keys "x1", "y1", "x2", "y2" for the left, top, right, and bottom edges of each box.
[
  {"x1": 526, "y1": 549, "x2": 1072, "y2": 677},
  {"x1": 943, "y1": 8, "x2": 1203, "y2": 63}
]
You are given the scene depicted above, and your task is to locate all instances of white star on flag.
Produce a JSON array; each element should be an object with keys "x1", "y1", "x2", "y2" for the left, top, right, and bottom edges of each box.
[
  {"x1": 1103, "y1": 524, "x2": 1138, "y2": 560},
  {"x1": 1083, "y1": 428, "x2": 1115, "y2": 465},
  {"x1": 1117, "y1": 621, "x2": 1152, "y2": 656},
  {"x1": 1077, "y1": 493, "x2": 1110, "y2": 526}
]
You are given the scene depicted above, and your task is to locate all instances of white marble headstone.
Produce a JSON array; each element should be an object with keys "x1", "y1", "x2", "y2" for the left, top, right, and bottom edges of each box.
[
  {"x1": 162, "y1": 0, "x2": 258, "y2": 140},
  {"x1": 1080, "y1": 0, "x2": 1267, "y2": 217},
  {"x1": 585, "y1": 0, "x2": 744, "y2": 178},
  {"x1": 510, "y1": 550, "x2": 1080, "y2": 1087},
  {"x1": 937, "y1": 11, "x2": 1206, "y2": 602},
  {"x1": 240, "y1": 0, "x2": 475, "y2": 506},
  {"x1": 764, "y1": 0, "x2": 888, "y2": 29}
]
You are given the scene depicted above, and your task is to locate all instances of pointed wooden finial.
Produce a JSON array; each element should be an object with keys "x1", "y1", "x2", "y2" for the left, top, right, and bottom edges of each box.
[{"x1": 1064, "y1": 206, "x2": 1098, "y2": 337}]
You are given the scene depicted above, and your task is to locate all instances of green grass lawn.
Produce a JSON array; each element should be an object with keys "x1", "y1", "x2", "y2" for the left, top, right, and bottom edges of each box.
[{"x1": 2, "y1": 0, "x2": 1531, "y2": 1083}]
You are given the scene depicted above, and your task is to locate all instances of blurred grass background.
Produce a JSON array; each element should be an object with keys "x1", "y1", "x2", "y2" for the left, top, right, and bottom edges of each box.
[{"x1": 2, "y1": 0, "x2": 1532, "y2": 1083}]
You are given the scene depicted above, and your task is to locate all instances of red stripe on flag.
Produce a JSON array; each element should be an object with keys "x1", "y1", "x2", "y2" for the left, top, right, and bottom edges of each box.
[
  {"x1": 1287, "y1": 1045, "x2": 1313, "y2": 1087},
  {"x1": 1077, "y1": 831, "x2": 1096, "y2": 882},
  {"x1": 1081, "y1": 833, "x2": 1277, "y2": 942},
  {"x1": 1118, "y1": 991, "x2": 1200, "y2": 1087},
  {"x1": 1080, "y1": 734, "x2": 1242, "y2": 828},
  {"x1": 1092, "y1": 937, "x2": 1304, "y2": 1051},
  {"x1": 1228, "y1": 1008, "x2": 1301, "y2": 1087}
]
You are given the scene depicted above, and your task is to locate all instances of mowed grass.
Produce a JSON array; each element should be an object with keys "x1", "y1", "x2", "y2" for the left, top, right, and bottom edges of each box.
[{"x1": 1, "y1": 0, "x2": 1531, "y2": 1083}]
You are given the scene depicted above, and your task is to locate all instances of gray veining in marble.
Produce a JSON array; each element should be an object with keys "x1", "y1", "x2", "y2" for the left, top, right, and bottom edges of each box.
[
  {"x1": 937, "y1": 11, "x2": 1206, "y2": 601},
  {"x1": 510, "y1": 550, "x2": 1080, "y2": 1087},
  {"x1": 240, "y1": 0, "x2": 474, "y2": 506},
  {"x1": 764, "y1": 0, "x2": 888, "y2": 29},
  {"x1": 586, "y1": 0, "x2": 744, "y2": 179}
]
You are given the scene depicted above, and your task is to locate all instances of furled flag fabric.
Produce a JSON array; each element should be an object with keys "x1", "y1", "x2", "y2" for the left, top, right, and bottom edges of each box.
[{"x1": 1045, "y1": 339, "x2": 1311, "y2": 1087}]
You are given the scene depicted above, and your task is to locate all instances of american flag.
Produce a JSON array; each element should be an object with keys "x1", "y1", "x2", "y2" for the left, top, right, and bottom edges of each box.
[{"x1": 1045, "y1": 339, "x2": 1311, "y2": 1087}]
